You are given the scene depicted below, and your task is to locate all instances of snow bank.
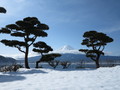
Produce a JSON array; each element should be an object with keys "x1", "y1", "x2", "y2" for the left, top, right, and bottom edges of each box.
[{"x1": 0, "y1": 66, "x2": 120, "y2": 90}]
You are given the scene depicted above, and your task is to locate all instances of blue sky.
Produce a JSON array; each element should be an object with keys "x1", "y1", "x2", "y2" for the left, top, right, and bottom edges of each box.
[{"x1": 0, "y1": 0, "x2": 120, "y2": 57}]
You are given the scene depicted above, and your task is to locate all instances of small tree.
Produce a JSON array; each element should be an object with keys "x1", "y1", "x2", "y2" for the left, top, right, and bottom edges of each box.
[
  {"x1": 79, "y1": 31, "x2": 113, "y2": 68},
  {"x1": 40, "y1": 54, "x2": 61, "y2": 68},
  {"x1": 0, "y1": 7, "x2": 6, "y2": 13},
  {"x1": 33, "y1": 41, "x2": 53, "y2": 56},
  {"x1": 48, "y1": 60, "x2": 60, "y2": 69},
  {"x1": 33, "y1": 41, "x2": 61, "y2": 68},
  {"x1": 60, "y1": 61, "x2": 71, "y2": 69},
  {"x1": 0, "y1": 17, "x2": 49, "y2": 69}
]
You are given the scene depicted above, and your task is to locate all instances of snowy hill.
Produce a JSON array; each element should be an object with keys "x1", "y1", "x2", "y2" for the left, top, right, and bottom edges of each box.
[
  {"x1": 0, "y1": 55, "x2": 16, "y2": 66},
  {"x1": 0, "y1": 66, "x2": 120, "y2": 90}
]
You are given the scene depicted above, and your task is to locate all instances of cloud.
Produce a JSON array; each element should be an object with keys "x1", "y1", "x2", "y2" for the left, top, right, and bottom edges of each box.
[
  {"x1": 99, "y1": 24, "x2": 120, "y2": 33},
  {"x1": 4, "y1": 52, "x2": 39, "y2": 59}
]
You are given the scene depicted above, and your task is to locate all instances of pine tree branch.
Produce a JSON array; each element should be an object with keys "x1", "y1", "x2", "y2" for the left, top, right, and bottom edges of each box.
[
  {"x1": 90, "y1": 57, "x2": 96, "y2": 61},
  {"x1": 101, "y1": 45, "x2": 105, "y2": 51},
  {"x1": 24, "y1": 36, "x2": 29, "y2": 47},
  {"x1": 98, "y1": 45, "x2": 101, "y2": 51},
  {"x1": 29, "y1": 36, "x2": 37, "y2": 47},
  {"x1": 16, "y1": 46, "x2": 25, "y2": 53}
]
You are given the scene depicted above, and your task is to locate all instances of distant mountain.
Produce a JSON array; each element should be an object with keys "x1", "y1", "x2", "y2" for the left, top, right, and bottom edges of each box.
[
  {"x1": 23, "y1": 53, "x2": 120, "y2": 63},
  {"x1": 52, "y1": 45, "x2": 81, "y2": 54},
  {"x1": 58, "y1": 45, "x2": 74, "y2": 51},
  {"x1": 0, "y1": 55, "x2": 16, "y2": 66},
  {"x1": 17, "y1": 45, "x2": 120, "y2": 63}
]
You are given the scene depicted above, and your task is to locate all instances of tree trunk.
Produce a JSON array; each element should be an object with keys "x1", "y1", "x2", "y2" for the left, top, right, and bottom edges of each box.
[
  {"x1": 36, "y1": 55, "x2": 43, "y2": 68},
  {"x1": 95, "y1": 60, "x2": 100, "y2": 68},
  {"x1": 95, "y1": 54, "x2": 100, "y2": 68},
  {"x1": 36, "y1": 53, "x2": 43, "y2": 68},
  {"x1": 25, "y1": 46, "x2": 30, "y2": 69},
  {"x1": 36, "y1": 60, "x2": 41, "y2": 68}
]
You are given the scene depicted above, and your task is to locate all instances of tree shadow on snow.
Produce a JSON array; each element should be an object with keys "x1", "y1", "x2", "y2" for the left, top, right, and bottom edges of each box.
[
  {"x1": 53, "y1": 68, "x2": 97, "y2": 71},
  {"x1": 41, "y1": 66, "x2": 97, "y2": 71},
  {"x1": 11, "y1": 69, "x2": 48, "y2": 75},
  {"x1": 0, "y1": 75, "x2": 25, "y2": 83},
  {"x1": 0, "y1": 69, "x2": 47, "y2": 83}
]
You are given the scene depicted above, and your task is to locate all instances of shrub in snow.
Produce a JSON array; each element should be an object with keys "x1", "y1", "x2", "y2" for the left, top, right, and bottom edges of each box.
[
  {"x1": 60, "y1": 61, "x2": 71, "y2": 69},
  {"x1": 0, "y1": 64, "x2": 22, "y2": 72},
  {"x1": 48, "y1": 60, "x2": 60, "y2": 69},
  {"x1": 76, "y1": 60, "x2": 85, "y2": 69}
]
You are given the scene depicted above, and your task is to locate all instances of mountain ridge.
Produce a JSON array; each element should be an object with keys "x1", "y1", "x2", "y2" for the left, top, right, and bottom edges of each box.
[
  {"x1": 16, "y1": 45, "x2": 120, "y2": 63},
  {"x1": 0, "y1": 55, "x2": 16, "y2": 66}
]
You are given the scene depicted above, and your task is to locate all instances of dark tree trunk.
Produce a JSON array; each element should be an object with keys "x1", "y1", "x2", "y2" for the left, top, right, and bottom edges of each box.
[
  {"x1": 95, "y1": 54, "x2": 100, "y2": 68},
  {"x1": 25, "y1": 46, "x2": 30, "y2": 69},
  {"x1": 36, "y1": 55, "x2": 43, "y2": 68},
  {"x1": 36, "y1": 60, "x2": 41, "y2": 68},
  {"x1": 95, "y1": 60, "x2": 100, "y2": 68}
]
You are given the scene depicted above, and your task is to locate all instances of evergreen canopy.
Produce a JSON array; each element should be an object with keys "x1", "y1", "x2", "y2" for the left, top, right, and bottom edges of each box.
[
  {"x1": 33, "y1": 41, "x2": 61, "y2": 68},
  {"x1": 40, "y1": 53, "x2": 61, "y2": 62},
  {"x1": 0, "y1": 17, "x2": 49, "y2": 68},
  {"x1": 0, "y1": 17, "x2": 49, "y2": 52},
  {"x1": 0, "y1": 7, "x2": 6, "y2": 13},
  {"x1": 79, "y1": 30, "x2": 113, "y2": 68},
  {"x1": 33, "y1": 41, "x2": 53, "y2": 54}
]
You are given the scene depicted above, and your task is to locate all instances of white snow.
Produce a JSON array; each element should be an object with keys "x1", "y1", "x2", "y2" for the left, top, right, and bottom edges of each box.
[
  {"x1": 0, "y1": 66, "x2": 120, "y2": 90},
  {"x1": 58, "y1": 45, "x2": 75, "y2": 51},
  {"x1": 51, "y1": 45, "x2": 82, "y2": 54}
]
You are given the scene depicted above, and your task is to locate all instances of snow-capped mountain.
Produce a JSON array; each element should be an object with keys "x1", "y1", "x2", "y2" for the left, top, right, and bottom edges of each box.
[
  {"x1": 17, "y1": 45, "x2": 120, "y2": 64},
  {"x1": 58, "y1": 45, "x2": 75, "y2": 51},
  {"x1": 51, "y1": 45, "x2": 82, "y2": 54}
]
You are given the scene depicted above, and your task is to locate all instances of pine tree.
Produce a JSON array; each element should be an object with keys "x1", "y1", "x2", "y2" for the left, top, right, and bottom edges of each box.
[
  {"x1": 0, "y1": 17, "x2": 49, "y2": 69},
  {"x1": 79, "y1": 31, "x2": 113, "y2": 68},
  {"x1": 0, "y1": 7, "x2": 6, "y2": 13},
  {"x1": 33, "y1": 41, "x2": 61, "y2": 68}
]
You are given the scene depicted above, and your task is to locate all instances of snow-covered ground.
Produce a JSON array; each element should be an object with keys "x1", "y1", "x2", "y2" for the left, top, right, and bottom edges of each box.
[{"x1": 0, "y1": 66, "x2": 120, "y2": 90}]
